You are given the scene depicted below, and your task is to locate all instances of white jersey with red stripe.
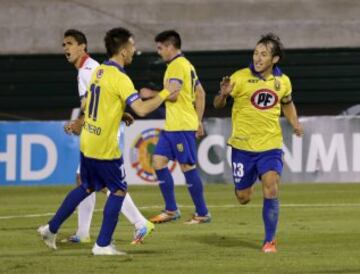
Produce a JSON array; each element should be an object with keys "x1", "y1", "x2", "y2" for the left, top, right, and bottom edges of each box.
[{"x1": 77, "y1": 55, "x2": 100, "y2": 99}]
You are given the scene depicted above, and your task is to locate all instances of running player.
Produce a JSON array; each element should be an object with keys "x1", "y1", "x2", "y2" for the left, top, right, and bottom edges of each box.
[{"x1": 213, "y1": 33, "x2": 304, "y2": 253}]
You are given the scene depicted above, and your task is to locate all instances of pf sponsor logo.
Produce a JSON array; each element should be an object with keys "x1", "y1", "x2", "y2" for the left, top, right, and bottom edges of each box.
[
  {"x1": 251, "y1": 89, "x2": 278, "y2": 110},
  {"x1": 130, "y1": 128, "x2": 176, "y2": 183}
]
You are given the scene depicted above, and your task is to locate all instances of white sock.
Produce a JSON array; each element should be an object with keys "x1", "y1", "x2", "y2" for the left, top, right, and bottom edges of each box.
[
  {"x1": 121, "y1": 193, "x2": 147, "y2": 229},
  {"x1": 76, "y1": 192, "x2": 96, "y2": 238}
]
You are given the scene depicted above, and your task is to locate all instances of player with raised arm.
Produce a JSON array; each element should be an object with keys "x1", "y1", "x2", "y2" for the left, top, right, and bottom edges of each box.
[
  {"x1": 38, "y1": 27, "x2": 179, "y2": 255},
  {"x1": 149, "y1": 30, "x2": 211, "y2": 224},
  {"x1": 213, "y1": 33, "x2": 303, "y2": 253},
  {"x1": 63, "y1": 29, "x2": 155, "y2": 245}
]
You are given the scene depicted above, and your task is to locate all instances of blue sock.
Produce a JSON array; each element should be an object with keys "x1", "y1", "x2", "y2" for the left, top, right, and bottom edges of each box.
[
  {"x1": 184, "y1": 169, "x2": 208, "y2": 216},
  {"x1": 155, "y1": 168, "x2": 177, "y2": 211},
  {"x1": 96, "y1": 193, "x2": 125, "y2": 247},
  {"x1": 48, "y1": 186, "x2": 89, "y2": 233},
  {"x1": 262, "y1": 198, "x2": 279, "y2": 243}
]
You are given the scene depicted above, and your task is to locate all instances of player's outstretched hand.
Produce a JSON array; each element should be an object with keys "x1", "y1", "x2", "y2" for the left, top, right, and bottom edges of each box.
[
  {"x1": 220, "y1": 76, "x2": 234, "y2": 96},
  {"x1": 196, "y1": 123, "x2": 205, "y2": 139},
  {"x1": 293, "y1": 121, "x2": 304, "y2": 137},
  {"x1": 122, "y1": 112, "x2": 134, "y2": 126}
]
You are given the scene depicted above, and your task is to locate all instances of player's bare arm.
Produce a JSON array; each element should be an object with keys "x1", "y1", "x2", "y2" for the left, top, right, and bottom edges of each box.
[
  {"x1": 139, "y1": 80, "x2": 180, "y2": 102},
  {"x1": 282, "y1": 96, "x2": 303, "y2": 137},
  {"x1": 64, "y1": 96, "x2": 86, "y2": 135},
  {"x1": 166, "y1": 79, "x2": 182, "y2": 102},
  {"x1": 139, "y1": 87, "x2": 158, "y2": 99},
  {"x1": 64, "y1": 116, "x2": 84, "y2": 136},
  {"x1": 195, "y1": 84, "x2": 206, "y2": 138},
  {"x1": 213, "y1": 76, "x2": 234, "y2": 109},
  {"x1": 130, "y1": 82, "x2": 180, "y2": 117}
]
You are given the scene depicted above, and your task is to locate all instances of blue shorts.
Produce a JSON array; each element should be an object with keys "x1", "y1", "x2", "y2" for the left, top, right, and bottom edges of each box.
[
  {"x1": 231, "y1": 148, "x2": 283, "y2": 190},
  {"x1": 154, "y1": 131, "x2": 197, "y2": 165},
  {"x1": 80, "y1": 153, "x2": 127, "y2": 193}
]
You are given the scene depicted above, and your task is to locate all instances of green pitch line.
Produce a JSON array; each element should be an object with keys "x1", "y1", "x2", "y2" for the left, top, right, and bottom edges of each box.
[{"x1": 0, "y1": 183, "x2": 359, "y2": 274}]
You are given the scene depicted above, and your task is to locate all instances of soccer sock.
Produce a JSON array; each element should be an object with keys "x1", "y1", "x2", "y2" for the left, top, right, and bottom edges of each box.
[
  {"x1": 96, "y1": 193, "x2": 125, "y2": 247},
  {"x1": 184, "y1": 169, "x2": 208, "y2": 216},
  {"x1": 262, "y1": 198, "x2": 279, "y2": 243},
  {"x1": 48, "y1": 186, "x2": 89, "y2": 234},
  {"x1": 155, "y1": 167, "x2": 177, "y2": 211},
  {"x1": 76, "y1": 192, "x2": 96, "y2": 238},
  {"x1": 121, "y1": 193, "x2": 147, "y2": 229}
]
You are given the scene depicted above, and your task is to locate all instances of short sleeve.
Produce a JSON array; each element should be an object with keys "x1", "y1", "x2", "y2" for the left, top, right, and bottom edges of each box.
[
  {"x1": 165, "y1": 62, "x2": 185, "y2": 85},
  {"x1": 119, "y1": 77, "x2": 140, "y2": 106},
  {"x1": 283, "y1": 75, "x2": 292, "y2": 98},
  {"x1": 78, "y1": 71, "x2": 88, "y2": 99},
  {"x1": 229, "y1": 71, "x2": 242, "y2": 97}
]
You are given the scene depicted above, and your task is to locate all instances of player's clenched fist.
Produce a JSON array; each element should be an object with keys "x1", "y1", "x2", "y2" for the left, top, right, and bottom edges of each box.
[{"x1": 64, "y1": 117, "x2": 84, "y2": 136}]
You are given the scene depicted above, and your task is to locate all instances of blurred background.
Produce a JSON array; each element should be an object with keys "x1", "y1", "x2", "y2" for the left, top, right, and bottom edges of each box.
[
  {"x1": 0, "y1": 0, "x2": 359, "y2": 185},
  {"x1": 1, "y1": 0, "x2": 360, "y2": 120}
]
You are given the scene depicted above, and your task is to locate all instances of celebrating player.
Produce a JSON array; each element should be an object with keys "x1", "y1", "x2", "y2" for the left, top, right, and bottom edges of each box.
[
  {"x1": 213, "y1": 33, "x2": 303, "y2": 253},
  {"x1": 62, "y1": 29, "x2": 155, "y2": 245},
  {"x1": 149, "y1": 30, "x2": 211, "y2": 224},
  {"x1": 38, "y1": 27, "x2": 179, "y2": 255}
]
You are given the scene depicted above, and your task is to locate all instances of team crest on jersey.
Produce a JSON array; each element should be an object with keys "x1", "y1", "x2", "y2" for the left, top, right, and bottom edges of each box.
[
  {"x1": 176, "y1": 143, "x2": 184, "y2": 152},
  {"x1": 251, "y1": 89, "x2": 278, "y2": 110},
  {"x1": 130, "y1": 128, "x2": 176, "y2": 183},
  {"x1": 96, "y1": 69, "x2": 104, "y2": 79}
]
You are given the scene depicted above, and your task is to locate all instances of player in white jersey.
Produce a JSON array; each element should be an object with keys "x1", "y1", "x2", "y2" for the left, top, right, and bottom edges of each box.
[{"x1": 63, "y1": 29, "x2": 154, "y2": 244}]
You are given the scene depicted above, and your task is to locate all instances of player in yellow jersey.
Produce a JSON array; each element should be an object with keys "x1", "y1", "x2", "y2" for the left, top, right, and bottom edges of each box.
[
  {"x1": 38, "y1": 27, "x2": 179, "y2": 255},
  {"x1": 214, "y1": 33, "x2": 303, "y2": 253},
  {"x1": 62, "y1": 29, "x2": 155, "y2": 246},
  {"x1": 148, "y1": 30, "x2": 211, "y2": 224}
]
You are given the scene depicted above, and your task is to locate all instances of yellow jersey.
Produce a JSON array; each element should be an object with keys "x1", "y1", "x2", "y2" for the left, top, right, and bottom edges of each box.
[
  {"x1": 80, "y1": 60, "x2": 140, "y2": 160},
  {"x1": 228, "y1": 66, "x2": 292, "y2": 152},
  {"x1": 163, "y1": 54, "x2": 200, "y2": 131}
]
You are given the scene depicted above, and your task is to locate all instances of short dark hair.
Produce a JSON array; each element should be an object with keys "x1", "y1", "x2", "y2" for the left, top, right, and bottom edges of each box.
[
  {"x1": 104, "y1": 27, "x2": 133, "y2": 57},
  {"x1": 64, "y1": 29, "x2": 87, "y2": 52},
  {"x1": 155, "y1": 30, "x2": 181, "y2": 49},
  {"x1": 257, "y1": 33, "x2": 284, "y2": 62}
]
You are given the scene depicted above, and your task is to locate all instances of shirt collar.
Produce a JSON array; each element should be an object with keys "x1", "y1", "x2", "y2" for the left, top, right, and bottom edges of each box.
[
  {"x1": 103, "y1": 59, "x2": 127, "y2": 74},
  {"x1": 249, "y1": 62, "x2": 282, "y2": 80},
  {"x1": 78, "y1": 54, "x2": 90, "y2": 69},
  {"x1": 167, "y1": 53, "x2": 184, "y2": 64}
]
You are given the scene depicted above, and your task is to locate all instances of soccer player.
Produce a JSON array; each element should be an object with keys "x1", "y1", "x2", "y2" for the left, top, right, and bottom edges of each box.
[
  {"x1": 149, "y1": 30, "x2": 211, "y2": 224},
  {"x1": 38, "y1": 27, "x2": 179, "y2": 255},
  {"x1": 63, "y1": 29, "x2": 154, "y2": 245},
  {"x1": 213, "y1": 33, "x2": 304, "y2": 253},
  {"x1": 62, "y1": 29, "x2": 99, "y2": 244},
  {"x1": 63, "y1": 29, "x2": 154, "y2": 244}
]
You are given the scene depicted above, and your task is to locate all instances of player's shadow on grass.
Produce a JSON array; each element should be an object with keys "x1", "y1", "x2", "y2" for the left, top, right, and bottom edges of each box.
[{"x1": 183, "y1": 234, "x2": 259, "y2": 249}]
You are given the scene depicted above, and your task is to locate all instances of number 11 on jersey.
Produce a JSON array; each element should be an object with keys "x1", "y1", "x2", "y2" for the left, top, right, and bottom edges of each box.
[{"x1": 88, "y1": 84, "x2": 101, "y2": 121}]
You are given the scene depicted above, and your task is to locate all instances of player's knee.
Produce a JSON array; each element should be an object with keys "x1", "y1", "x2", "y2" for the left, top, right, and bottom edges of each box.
[
  {"x1": 112, "y1": 189, "x2": 126, "y2": 197},
  {"x1": 180, "y1": 164, "x2": 195, "y2": 172},
  {"x1": 262, "y1": 180, "x2": 279, "y2": 198},
  {"x1": 235, "y1": 191, "x2": 251, "y2": 205},
  {"x1": 153, "y1": 155, "x2": 167, "y2": 170}
]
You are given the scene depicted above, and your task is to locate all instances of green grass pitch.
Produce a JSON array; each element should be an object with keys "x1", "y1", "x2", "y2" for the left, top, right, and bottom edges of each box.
[{"x1": 0, "y1": 183, "x2": 360, "y2": 274}]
